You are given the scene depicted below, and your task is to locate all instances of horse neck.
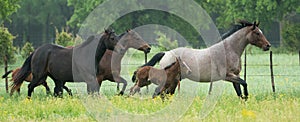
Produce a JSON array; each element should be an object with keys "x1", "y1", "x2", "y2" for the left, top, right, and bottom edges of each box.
[
  {"x1": 95, "y1": 38, "x2": 108, "y2": 68},
  {"x1": 111, "y1": 47, "x2": 129, "y2": 64},
  {"x1": 166, "y1": 61, "x2": 180, "y2": 76},
  {"x1": 223, "y1": 28, "x2": 249, "y2": 57}
]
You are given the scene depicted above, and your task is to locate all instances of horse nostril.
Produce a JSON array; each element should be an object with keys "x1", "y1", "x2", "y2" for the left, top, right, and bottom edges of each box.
[{"x1": 267, "y1": 44, "x2": 271, "y2": 48}]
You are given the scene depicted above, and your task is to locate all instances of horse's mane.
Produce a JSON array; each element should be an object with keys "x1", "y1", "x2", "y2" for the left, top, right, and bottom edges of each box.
[
  {"x1": 164, "y1": 61, "x2": 177, "y2": 70},
  {"x1": 221, "y1": 20, "x2": 255, "y2": 39}
]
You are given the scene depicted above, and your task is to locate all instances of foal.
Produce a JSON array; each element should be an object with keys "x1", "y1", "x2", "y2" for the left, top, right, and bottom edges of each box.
[{"x1": 129, "y1": 57, "x2": 191, "y2": 99}]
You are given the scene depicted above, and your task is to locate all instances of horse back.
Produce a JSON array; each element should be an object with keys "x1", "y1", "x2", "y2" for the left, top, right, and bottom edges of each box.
[{"x1": 32, "y1": 44, "x2": 73, "y2": 81}]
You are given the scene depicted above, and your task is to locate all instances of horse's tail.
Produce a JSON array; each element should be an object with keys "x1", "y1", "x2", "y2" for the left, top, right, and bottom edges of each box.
[
  {"x1": 11, "y1": 53, "x2": 33, "y2": 87},
  {"x1": 131, "y1": 52, "x2": 165, "y2": 82},
  {"x1": 2, "y1": 70, "x2": 13, "y2": 79}
]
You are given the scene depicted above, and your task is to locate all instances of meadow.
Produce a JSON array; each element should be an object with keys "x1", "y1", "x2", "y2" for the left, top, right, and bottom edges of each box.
[{"x1": 0, "y1": 47, "x2": 299, "y2": 122}]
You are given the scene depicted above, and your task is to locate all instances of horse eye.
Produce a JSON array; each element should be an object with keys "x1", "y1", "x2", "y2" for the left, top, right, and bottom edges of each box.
[{"x1": 255, "y1": 32, "x2": 260, "y2": 36}]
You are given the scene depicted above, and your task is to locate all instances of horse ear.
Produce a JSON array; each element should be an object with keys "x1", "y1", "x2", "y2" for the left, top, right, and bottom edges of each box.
[
  {"x1": 252, "y1": 21, "x2": 256, "y2": 30},
  {"x1": 126, "y1": 29, "x2": 131, "y2": 33},
  {"x1": 256, "y1": 21, "x2": 260, "y2": 27},
  {"x1": 104, "y1": 28, "x2": 108, "y2": 34}
]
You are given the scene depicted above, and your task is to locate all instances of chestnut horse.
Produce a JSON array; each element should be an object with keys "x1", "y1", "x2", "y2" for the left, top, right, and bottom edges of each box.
[
  {"x1": 129, "y1": 57, "x2": 191, "y2": 99},
  {"x1": 97, "y1": 29, "x2": 151, "y2": 95}
]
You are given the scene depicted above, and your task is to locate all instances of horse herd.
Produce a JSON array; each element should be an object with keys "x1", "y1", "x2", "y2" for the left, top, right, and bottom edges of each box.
[{"x1": 2, "y1": 20, "x2": 271, "y2": 100}]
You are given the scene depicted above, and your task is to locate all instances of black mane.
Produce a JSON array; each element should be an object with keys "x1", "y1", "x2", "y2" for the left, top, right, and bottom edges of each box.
[{"x1": 221, "y1": 20, "x2": 255, "y2": 39}]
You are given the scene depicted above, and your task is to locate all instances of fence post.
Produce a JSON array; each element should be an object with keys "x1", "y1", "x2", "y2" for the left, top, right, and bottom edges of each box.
[
  {"x1": 244, "y1": 49, "x2": 247, "y2": 81},
  {"x1": 270, "y1": 51, "x2": 275, "y2": 93},
  {"x1": 144, "y1": 52, "x2": 147, "y2": 64},
  {"x1": 4, "y1": 55, "x2": 8, "y2": 93}
]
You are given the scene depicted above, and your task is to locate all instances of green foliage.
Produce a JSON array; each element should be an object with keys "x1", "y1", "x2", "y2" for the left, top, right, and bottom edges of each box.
[
  {"x1": 155, "y1": 31, "x2": 178, "y2": 51},
  {"x1": 0, "y1": 0, "x2": 20, "y2": 23},
  {"x1": 6, "y1": 0, "x2": 73, "y2": 46},
  {"x1": 282, "y1": 21, "x2": 300, "y2": 52},
  {"x1": 67, "y1": 0, "x2": 105, "y2": 31},
  {"x1": 197, "y1": 0, "x2": 299, "y2": 29},
  {"x1": 0, "y1": 26, "x2": 16, "y2": 64},
  {"x1": 21, "y1": 42, "x2": 34, "y2": 58},
  {"x1": 55, "y1": 28, "x2": 74, "y2": 47}
]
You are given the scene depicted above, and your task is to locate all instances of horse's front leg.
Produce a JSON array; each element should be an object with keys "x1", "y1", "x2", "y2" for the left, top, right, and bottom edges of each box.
[
  {"x1": 225, "y1": 73, "x2": 248, "y2": 100},
  {"x1": 129, "y1": 84, "x2": 140, "y2": 96},
  {"x1": 153, "y1": 83, "x2": 164, "y2": 99},
  {"x1": 117, "y1": 77, "x2": 127, "y2": 95},
  {"x1": 86, "y1": 80, "x2": 100, "y2": 95}
]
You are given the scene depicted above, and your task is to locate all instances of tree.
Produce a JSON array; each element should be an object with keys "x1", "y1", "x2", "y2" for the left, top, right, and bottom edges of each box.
[
  {"x1": 0, "y1": 0, "x2": 20, "y2": 23},
  {"x1": 0, "y1": 26, "x2": 16, "y2": 64},
  {"x1": 67, "y1": 0, "x2": 105, "y2": 32},
  {"x1": 21, "y1": 41, "x2": 34, "y2": 58},
  {"x1": 5, "y1": 0, "x2": 73, "y2": 47},
  {"x1": 55, "y1": 28, "x2": 74, "y2": 47}
]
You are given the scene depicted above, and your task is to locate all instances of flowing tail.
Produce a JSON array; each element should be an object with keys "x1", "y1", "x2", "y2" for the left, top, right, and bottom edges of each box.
[
  {"x1": 11, "y1": 53, "x2": 33, "y2": 88},
  {"x1": 131, "y1": 52, "x2": 165, "y2": 82},
  {"x1": 2, "y1": 70, "x2": 13, "y2": 79}
]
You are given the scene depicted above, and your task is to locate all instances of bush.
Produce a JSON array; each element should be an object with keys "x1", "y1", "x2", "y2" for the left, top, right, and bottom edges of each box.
[
  {"x1": 282, "y1": 22, "x2": 300, "y2": 52},
  {"x1": 0, "y1": 26, "x2": 16, "y2": 64},
  {"x1": 21, "y1": 42, "x2": 34, "y2": 58},
  {"x1": 55, "y1": 28, "x2": 74, "y2": 47},
  {"x1": 155, "y1": 31, "x2": 178, "y2": 51}
]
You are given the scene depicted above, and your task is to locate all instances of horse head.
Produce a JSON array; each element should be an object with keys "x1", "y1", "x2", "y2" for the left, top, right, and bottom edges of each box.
[
  {"x1": 245, "y1": 21, "x2": 271, "y2": 51},
  {"x1": 118, "y1": 29, "x2": 151, "y2": 54},
  {"x1": 103, "y1": 28, "x2": 125, "y2": 53}
]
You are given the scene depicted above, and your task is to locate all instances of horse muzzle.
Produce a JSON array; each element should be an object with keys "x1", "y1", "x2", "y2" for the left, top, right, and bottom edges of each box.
[
  {"x1": 139, "y1": 46, "x2": 151, "y2": 54},
  {"x1": 263, "y1": 44, "x2": 271, "y2": 51}
]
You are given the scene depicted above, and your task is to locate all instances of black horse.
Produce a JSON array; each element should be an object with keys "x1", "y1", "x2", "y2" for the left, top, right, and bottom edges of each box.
[{"x1": 12, "y1": 29, "x2": 123, "y2": 98}]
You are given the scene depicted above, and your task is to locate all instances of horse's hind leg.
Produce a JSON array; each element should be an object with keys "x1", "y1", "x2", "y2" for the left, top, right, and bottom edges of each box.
[
  {"x1": 41, "y1": 81, "x2": 51, "y2": 95},
  {"x1": 62, "y1": 84, "x2": 72, "y2": 96},
  {"x1": 225, "y1": 73, "x2": 248, "y2": 100}
]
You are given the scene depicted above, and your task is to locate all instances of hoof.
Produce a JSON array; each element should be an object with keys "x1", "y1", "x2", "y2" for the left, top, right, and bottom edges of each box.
[
  {"x1": 46, "y1": 91, "x2": 51, "y2": 95},
  {"x1": 118, "y1": 91, "x2": 124, "y2": 96}
]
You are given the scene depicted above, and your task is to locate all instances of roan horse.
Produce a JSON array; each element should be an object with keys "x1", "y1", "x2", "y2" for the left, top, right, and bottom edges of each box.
[
  {"x1": 129, "y1": 57, "x2": 191, "y2": 99},
  {"x1": 132, "y1": 20, "x2": 271, "y2": 100},
  {"x1": 97, "y1": 29, "x2": 151, "y2": 95},
  {"x1": 2, "y1": 68, "x2": 72, "y2": 96},
  {"x1": 12, "y1": 29, "x2": 124, "y2": 98}
]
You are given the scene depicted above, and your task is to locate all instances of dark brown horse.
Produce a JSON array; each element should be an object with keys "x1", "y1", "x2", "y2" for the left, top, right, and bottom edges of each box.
[
  {"x1": 12, "y1": 29, "x2": 124, "y2": 98},
  {"x1": 2, "y1": 68, "x2": 72, "y2": 96},
  {"x1": 129, "y1": 57, "x2": 191, "y2": 99},
  {"x1": 97, "y1": 29, "x2": 151, "y2": 95}
]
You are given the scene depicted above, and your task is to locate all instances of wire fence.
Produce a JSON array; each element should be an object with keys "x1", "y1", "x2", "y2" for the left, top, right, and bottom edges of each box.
[{"x1": 1, "y1": 50, "x2": 299, "y2": 93}]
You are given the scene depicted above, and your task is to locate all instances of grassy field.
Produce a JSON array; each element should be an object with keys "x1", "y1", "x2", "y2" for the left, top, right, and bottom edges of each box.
[{"x1": 0, "y1": 48, "x2": 299, "y2": 122}]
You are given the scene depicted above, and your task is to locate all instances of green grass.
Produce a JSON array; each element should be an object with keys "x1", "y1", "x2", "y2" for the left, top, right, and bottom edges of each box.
[{"x1": 0, "y1": 49, "x2": 299, "y2": 121}]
